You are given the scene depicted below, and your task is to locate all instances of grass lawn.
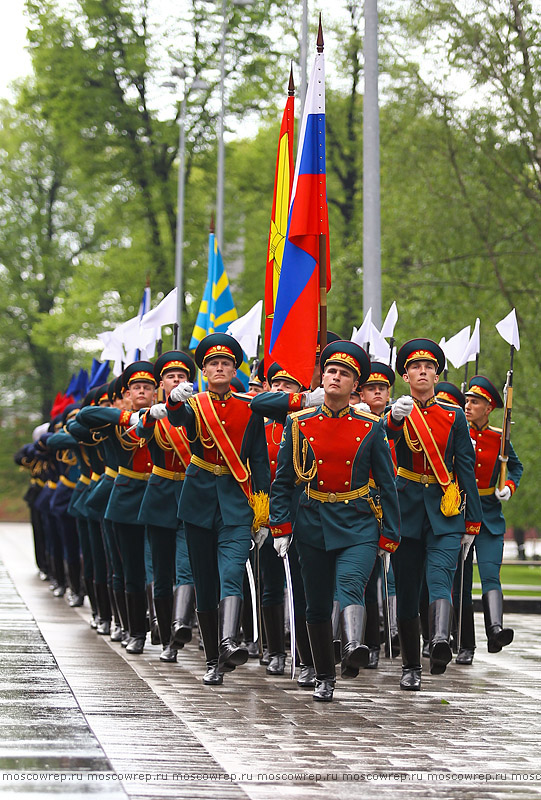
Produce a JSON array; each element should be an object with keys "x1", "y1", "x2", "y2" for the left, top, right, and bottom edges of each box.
[{"x1": 473, "y1": 563, "x2": 541, "y2": 596}]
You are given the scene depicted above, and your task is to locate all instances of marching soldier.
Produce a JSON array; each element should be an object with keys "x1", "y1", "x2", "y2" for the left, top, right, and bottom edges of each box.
[
  {"x1": 250, "y1": 361, "x2": 324, "y2": 687},
  {"x1": 270, "y1": 341, "x2": 400, "y2": 703},
  {"x1": 166, "y1": 333, "x2": 270, "y2": 686},
  {"x1": 386, "y1": 339, "x2": 482, "y2": 690},
  {"x1": 136, "y1": 350, "x2": 197, "y2": 662},
  {"x1": 77, "y1": 362, "x2": 156, "y2": 654},
  {"x1": 453, "y1": 376, "x2": 523, "y2": 664},
  {"x1": 358, "y1": 361, "x2": 399, "y2": 666}
]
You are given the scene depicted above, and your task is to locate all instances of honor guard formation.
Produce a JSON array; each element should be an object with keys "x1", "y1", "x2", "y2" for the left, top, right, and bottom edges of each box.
[{"x1": 14, "y1": 332, "x2": 522, "y2": 704}]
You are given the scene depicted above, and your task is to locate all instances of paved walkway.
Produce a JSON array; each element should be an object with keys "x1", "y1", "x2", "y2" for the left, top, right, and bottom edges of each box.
[{"x1": 1, "y1": 523, "x2": 540, "y2": 800}]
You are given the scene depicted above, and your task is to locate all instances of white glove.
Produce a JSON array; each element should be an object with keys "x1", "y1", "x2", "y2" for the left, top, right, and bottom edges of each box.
[
  {"x1": 391, "y1": 395, "x2": 414, "y2": 422},
  {"x1": 252, "y1": 526, "x2": 269, "y2": 550},
  {"x1": 495, "y1": 486, "x2": 511, "y2": 502},
  {"x1": 461, "y1": 533, "x2": 476, "y2": 558},
  {"x1": 149, "y1": 403, "x2": 168, "y2": 420},
  {"x1": 273, "y1": 534, "x2": 292, "y2": 558},
  {"x1": 353, "y1": 401, "x2": 371, "y2": 414},
  {"x1": 304, "y1": 387, "x2": 325, "y2": 407},
  {"x1": 129, "y1": 412, "x2": 141, "y2": 427},
  {"x1": 169, "y1": 381, "x2": 194, "y2": 404},
  {"x1": 378, "y1": 549, "x2": 391, "y2": 573}
]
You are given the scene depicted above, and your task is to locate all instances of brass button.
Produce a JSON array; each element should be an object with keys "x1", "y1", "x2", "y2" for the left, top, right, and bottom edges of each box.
[
  {"x1": 222, "y1": 403, "x2": 226, "y2": 407},
  {"x1": 420, "y1": 474, "x2": 429, "y2": 486},
  {"x1": 319, "y1": 480, "x2": 324, "y2": 486},
  {"x1": 319, "y1": 415, "x2": 323, "y2": 420},
  {"x1": 328, "y1": 492, "x2": 337, "y2": 503},
  {"x1": 348, "y1": 416, "x2": 352, "y2": 420},
  {"x1": 356, "y1": 437, "x2": 361, "y2": 442},
  {"x1": 346, "y1": 460, "x2": 351, "y2": 465},
  {"x1": 365, "y1": 423, "x2": 370, "y2": 427},
  {"x1": 344, "y1": 481, "x2": 349, "y2": 487},
  {"x1": 271, "y1": 460, "x2": 276, "y2": 465},
  {"x1": 213, "y1": 465, "x2": 222, "y2": 475},
  {"x1": 310, "y1": 437, "x2": 314, "y2": 441},
  {"x1": 318, "y1": 459, "x2": 323, "y2": 464},
  {"x1": 301, "y1": 422, "x2": 306, "y2": 427}
]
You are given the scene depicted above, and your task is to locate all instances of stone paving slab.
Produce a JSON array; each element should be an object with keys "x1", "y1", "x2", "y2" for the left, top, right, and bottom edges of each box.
[{"x1": 1, "y1": 523, "x2": 541, "y2": 800}]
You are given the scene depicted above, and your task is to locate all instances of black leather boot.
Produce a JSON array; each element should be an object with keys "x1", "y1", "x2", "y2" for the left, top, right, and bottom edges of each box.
[
  {"x1": 363, "y1": 602, "x2": 380, "y2": 670},
  {"x1": 66, "y1": 560, "x2": 84, "y2": 606},
  {"x1": 262, "y1": 604, "x2": 286, "y2": 675},
  {"x1": 295, "y1": 616, "x2": 315, "y2": 688},
  {"x1": 171, "y1": 583, "x2": 195, "y2": 648},
  {"x1": 398, "y1": 616, "x2": 422, "y2": 691},
  {"x1": 482, "y1": 590, "x2": 513, "y2": 653},
  {"x1": 84, "y1": 577, "x2": 98, "y2": 629},
  {"x1": 125, "y1": 591, "x2": 147, "y2": 654},
  {"x1": 113, "y1": 589, "x2": 130, "y2": 646},
  {"x1": 429, "y1": 598, "x2": 453, "y2": 675},
  {"x1": 420, "y1": 585, "x2": 430, "y2": 658},
  {"x1": 331, "y1": 600, "x2": 341, "y2": 664},
  {"x1": 340, "y1": 605, "x2": 369, "y2": 679},
  {"x1": 146, "y1": 583, "x2": 161, "y2": 645},
  {"x1": 218, "y1": 596, "x2": 248, "y2": 671},
  {"x1": 108, "y1": 586, "x2": 123, "y2": 641},
  {"x1": 456, "y1": 604, "x2": 476, "y2": 665},
  {"x1": 307, "y1": 620, "x2": 336, "y2": 702},
  {"x1": 154, "y1": 594, "x2": 177, "y2": 662},
  {"x1": 94, "y1": 582, "x2": 112, "y2": 636},
  {"x1": 197, "y1": 609, "x2": 223, "y2": 685}
]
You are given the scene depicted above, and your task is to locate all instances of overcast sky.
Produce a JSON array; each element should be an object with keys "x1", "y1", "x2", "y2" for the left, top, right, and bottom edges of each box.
[{"x1": 1, "y1": 0, "x2": 32, "y2": 98}]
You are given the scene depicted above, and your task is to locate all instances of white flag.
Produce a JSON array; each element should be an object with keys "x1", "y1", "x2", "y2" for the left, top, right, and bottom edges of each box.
[
  {"x1": 140, "y1": 288, "x2": 178, "y2": 330},
  {"x1": 495, "y1": 308, "x2": 520, "y2": 351},
  {"x1": 226, "y1": 300, "x2": 262, "y2": 359},
  {"x1": 380, "y1": 301, "x2": 398, "y2": 338},
  {"x1": 441, "y1": 325, "x2": 471, "y2": 369},
  {"x1": 460, "y1": 318, "x2": 481, "y2": 364},
  {"x1": 351, "y1": 307, "x2": 372, "y2": 348},
  {"x1": 369, "y1": 322, "x2": 391, "y2": 363}
]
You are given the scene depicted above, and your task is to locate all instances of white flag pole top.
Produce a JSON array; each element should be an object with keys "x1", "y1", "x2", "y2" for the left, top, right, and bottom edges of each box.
[
  {"x1": 380, "y1": 301, "x2": 398, "y2": 339},
  {"x1": 441, "y1": 325, "x2": 471, "y2": 369},
  {"x1": 461, "y1": 318, "x2": 481, "y2": 364},
  {"x1": 369, "y1": 322, "x2": 391, "y2": 362},
  {"x1": 351, "y1": 307, "x2": 372, "y2": 347},
  {"x1": 139, "y1": 288, "x2": 178, "y2": 330},
  {"x1": 495, "y1": 308, "x2": 520, "y2": 351},
  {"x1": 226, "y1": 299, "x2": 263, "y2": 359}
]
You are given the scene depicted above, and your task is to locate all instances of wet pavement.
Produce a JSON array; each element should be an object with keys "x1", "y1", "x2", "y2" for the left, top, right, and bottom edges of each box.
[{"x1": 0, "y1": 522, "x2": 540, "y2": 800}]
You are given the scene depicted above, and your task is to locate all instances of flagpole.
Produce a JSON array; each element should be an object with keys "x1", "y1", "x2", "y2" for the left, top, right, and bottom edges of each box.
[{"x1": 317, "y1": 18, "x2": 327, "y2": 355}]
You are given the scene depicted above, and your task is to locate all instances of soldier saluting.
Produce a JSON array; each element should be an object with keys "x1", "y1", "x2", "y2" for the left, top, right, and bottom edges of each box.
[{"x1": 270, "y1": 341, "x2": 400, "y2": 703}]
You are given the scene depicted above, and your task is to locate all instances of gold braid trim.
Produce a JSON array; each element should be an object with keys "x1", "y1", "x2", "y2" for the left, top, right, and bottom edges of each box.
[
  {"x1": 115, "y1": 426, "x2": 145, "y2": 451},
  {"x1": 153, "y1": 424, "x2": 171, "y2": 451},
  {"x1": 291, "y1": 417, "x2": 317, "y2": 484},
  {"x1": 60, "y1": 450, "x2": 78, "y2": 466},
  {"x1": 186, "y1": 396, "x2": 214, "y2": 449},
  {"x1": 403, "y1": 420, "x2": 422, "y2": 453}
]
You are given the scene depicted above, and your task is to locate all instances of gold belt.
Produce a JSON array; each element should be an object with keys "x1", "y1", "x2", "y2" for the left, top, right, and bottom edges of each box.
[
  {"x1": 79, "y1": 475, "x2": 91, "y2": 486},
  {"x1": 397, "y1": 467, "x2": 438, "y2": 485},
  {"x1": 478, "y1": 486, "x2": 495, "y2": 496},
  {"x1": 35, "y1": 478, "x2": 45, "y2": 487},
  {"x1": 305, "y1": 483, "x2": 370, "y2": 504},
  {"x1": 60, "y1": 476, "x2": 77, "y2": 489},
  {"x1": 369, "y1": 478, "x2": 377, "y2": 489},
  {"x1": 118, "y1": 466, "x2": 150, "y2": 481},
  {"x1": 46, "y1": 480, "x2": 57, "y2": 490},
  {"x1": 90, "y1": 472, "x2": 101, "y2": 482},
  {"x1": 152, "y1": 465, "x2": 185, "y2": 481},
  {"x1": 190, "y1": 455, "x2": 231, "y2": 476},
  {"x1": 105, "y1": 467, "x2": 118, "y2": 479}
]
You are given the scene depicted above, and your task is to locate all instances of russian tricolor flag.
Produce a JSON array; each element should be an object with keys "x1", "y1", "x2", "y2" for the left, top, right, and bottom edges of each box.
[{"x1": 268, "y1": 45, "x2": 331, "y2": 389}]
